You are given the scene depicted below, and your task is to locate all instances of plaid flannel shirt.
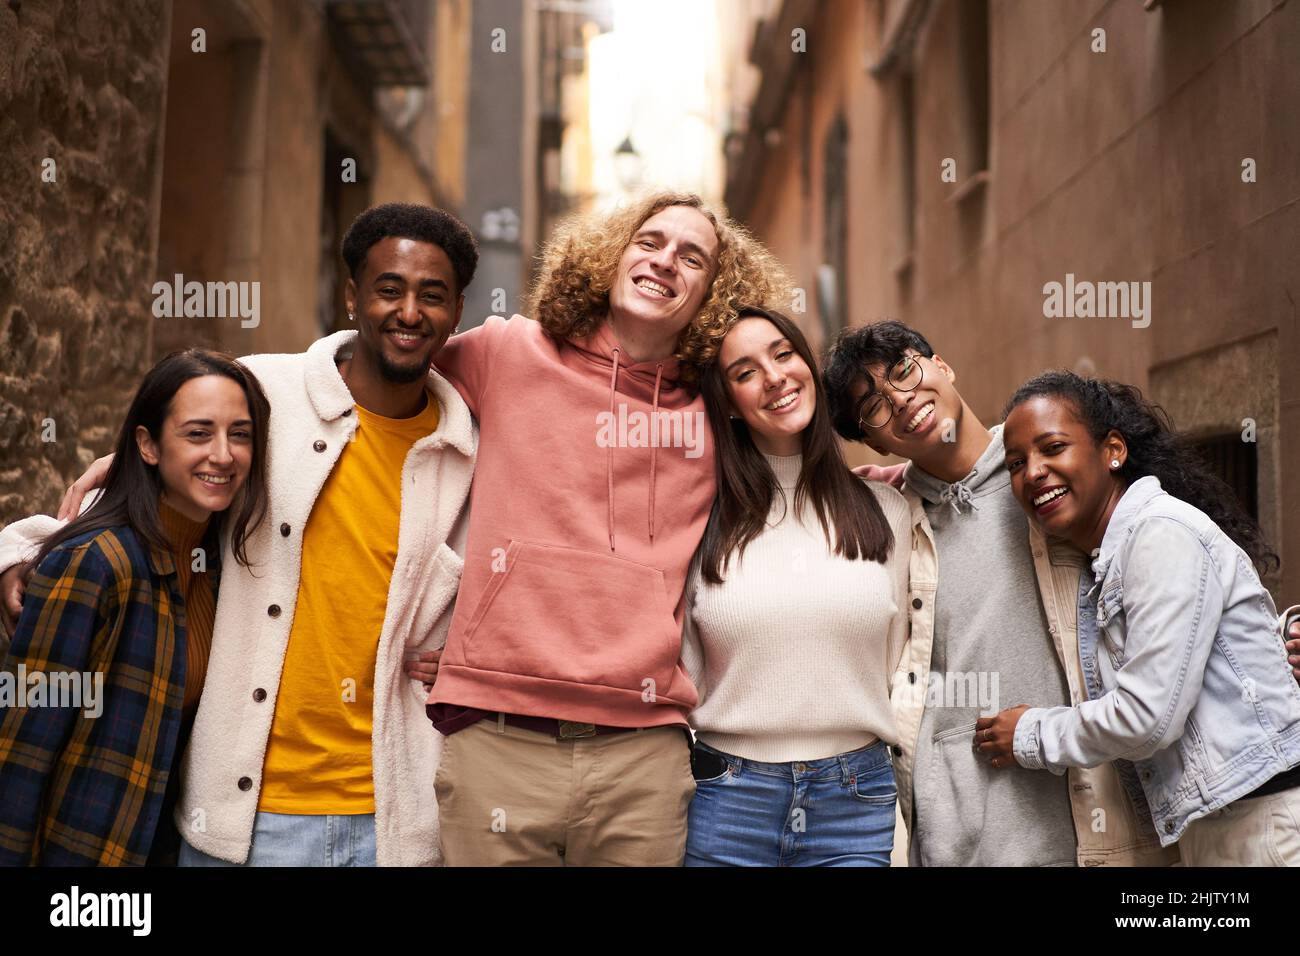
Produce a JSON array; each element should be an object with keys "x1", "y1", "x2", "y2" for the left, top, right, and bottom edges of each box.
[{"x1": 0, "y1": 521, "x2": 219, "y2": 866}]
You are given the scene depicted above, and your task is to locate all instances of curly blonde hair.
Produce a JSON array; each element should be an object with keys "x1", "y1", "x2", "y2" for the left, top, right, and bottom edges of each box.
[{"x1": 527, "y1": 191, "x2": 793, "y2": 375}]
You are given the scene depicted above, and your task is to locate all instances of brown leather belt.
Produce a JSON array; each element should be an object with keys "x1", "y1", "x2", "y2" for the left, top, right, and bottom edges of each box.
[{"x1": 498, "y1": 712, "x2": 639, "y2": 739}]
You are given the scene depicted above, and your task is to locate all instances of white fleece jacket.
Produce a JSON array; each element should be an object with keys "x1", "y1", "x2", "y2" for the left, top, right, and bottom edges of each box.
[{"x1": 0, "y1": 331, "x2": 476, "y2": 866}]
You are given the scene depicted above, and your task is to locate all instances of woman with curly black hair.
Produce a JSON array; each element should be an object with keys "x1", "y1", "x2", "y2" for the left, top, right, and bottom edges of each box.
[{"x1": 976, "y1": 371, "x2": 1300, "y2": 865}]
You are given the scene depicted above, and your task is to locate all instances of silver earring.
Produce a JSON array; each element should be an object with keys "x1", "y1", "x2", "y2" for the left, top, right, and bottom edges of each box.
[
  {"x1": 347, "y1": 312, "x2": 354, "y2": 322},
  {"x1": 1111, "y1": 459, "x2": 1120, "y2": 469}
]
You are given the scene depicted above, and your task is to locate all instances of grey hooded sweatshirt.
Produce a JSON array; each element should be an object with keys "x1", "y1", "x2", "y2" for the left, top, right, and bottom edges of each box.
[{"x1": 904, "y1": 424, "x2": 1077, "y2": 866}]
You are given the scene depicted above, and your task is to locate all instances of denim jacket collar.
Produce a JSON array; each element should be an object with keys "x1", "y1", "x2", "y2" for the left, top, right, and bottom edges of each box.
[{"x1": 1091, "y1": 475, "x2": 1164, "y2": 583}]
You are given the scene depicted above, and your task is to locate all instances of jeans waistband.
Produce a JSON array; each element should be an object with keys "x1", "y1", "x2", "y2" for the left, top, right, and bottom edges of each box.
[{"x1": 694, "y1": 739, "x2": 892, "y2": 781}]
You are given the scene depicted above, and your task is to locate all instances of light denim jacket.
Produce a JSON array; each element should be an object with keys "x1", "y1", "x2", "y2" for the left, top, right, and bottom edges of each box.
[{"x1": 1014, "y1": 475, "x2": 1300, "y2": 845}]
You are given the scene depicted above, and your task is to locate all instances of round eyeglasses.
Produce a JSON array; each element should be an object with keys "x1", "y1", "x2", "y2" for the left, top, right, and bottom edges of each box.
[{"x1": 858, "y1": 354, "x2": 925, "y2": 429}]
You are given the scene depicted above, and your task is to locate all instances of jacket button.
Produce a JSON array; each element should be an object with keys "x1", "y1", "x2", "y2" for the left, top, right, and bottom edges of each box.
[
  {"x1": 911, "y1": 598, "x2": 922, "y2": 610},
  {"x1": 253, "y1": 688, "x2": 267, "y2": 702},
  {"x1": 891, "y1": 745, "x2": 902, "y2": 757},
  {"x1": 238, "y1": 777, "x2": 253, "y2": 791},
  {"x1": 268, "y1": 604, "x2": 281, "y2": 618},
  {"x1": 280, "y1": 523, "x2": 291, "y2": 537},
  {"x1": 1164, "y1": 821, "x2": 1175, "y2": 834},
  {"x1": 342, "y1": 408, "x2": 352, "y2": 417},
  {"x1": 313, "y1": 440, "x2": 327, "y2": 452},
  {"x1": 908, "y1": 672, "x2": 917, "y2": 684}
]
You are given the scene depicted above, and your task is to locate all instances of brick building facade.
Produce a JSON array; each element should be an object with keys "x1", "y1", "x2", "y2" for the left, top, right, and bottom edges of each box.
[{"x1": 716, "y1": 0, "x2": 1299, "y2": 600}]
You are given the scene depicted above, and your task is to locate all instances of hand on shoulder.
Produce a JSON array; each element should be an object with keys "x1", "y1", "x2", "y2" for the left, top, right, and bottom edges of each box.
[{"x1": 852, "y1": 461, "x2": 907, "y2": 489}]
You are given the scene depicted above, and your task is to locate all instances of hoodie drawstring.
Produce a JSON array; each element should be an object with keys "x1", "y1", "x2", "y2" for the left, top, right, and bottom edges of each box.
[
  {"x1": 607, "y1": 348, "x2": 621, "y2": 551},
  {"x1": 648, "y1": 363, "x2": 664, "y2": 543},
  {"x1": 940, "y1": 482, "x2": 978, "y2": 516}
]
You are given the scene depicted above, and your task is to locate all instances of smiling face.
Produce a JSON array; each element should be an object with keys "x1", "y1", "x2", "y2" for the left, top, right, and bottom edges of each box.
[
  {"x1": 136, "y1": 374, "x2": 255, "y2": 522},
  {"x1": 718, "y1": 316, "x2": 815, "y2": 456},
  {"x1": 849, "y1": 351, "x2": 963, "y2": 461},
  {"x1": 1003, "y1": 395, "x2": 1128, "y2": 551},
  {"x1": 607, "y1": 204, "x2": 719, "y2": 340},
  {"x1": 346, "y1": 236, "x2": 463, "y2": 383}
]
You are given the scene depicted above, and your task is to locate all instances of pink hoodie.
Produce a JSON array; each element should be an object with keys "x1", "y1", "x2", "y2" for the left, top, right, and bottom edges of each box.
[{"x1": 428, "y1": 315, "x2": 715, "y2": 727}]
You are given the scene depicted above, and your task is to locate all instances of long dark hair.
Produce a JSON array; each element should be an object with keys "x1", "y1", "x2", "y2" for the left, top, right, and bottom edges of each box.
[
  {"x1": 698, "y1": 306, "x2": 894, "y2": 584},
  {"x1": 32, "y1": 350, "x2": 270, "y2": 572},
  {"x1": 1003, "y1": 371, "x2": 1277, "y2": 573}
]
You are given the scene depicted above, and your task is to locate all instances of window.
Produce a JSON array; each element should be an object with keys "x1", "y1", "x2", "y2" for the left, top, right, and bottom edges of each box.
[
  {"x1": 1190, "y1": 433, "x2": 1258, "y2": 521},
  {"x1": 819, "y1": 114, "x2": 849, "y2": 340},
  {"x1": 955, "y1": 0, "x2": 990, "y2": 181},
  {"x1": 892, "y1": 68, "x2": 916, "y2": 275}
]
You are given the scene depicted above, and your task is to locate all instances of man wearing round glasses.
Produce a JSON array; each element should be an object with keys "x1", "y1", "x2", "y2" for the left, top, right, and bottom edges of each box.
[
  {"x1": 823, "y1": 322, "x2": 1172, "y2": 868},
  {"x1": 856, "y1": 353, "x2": 926, "y2": 430}
]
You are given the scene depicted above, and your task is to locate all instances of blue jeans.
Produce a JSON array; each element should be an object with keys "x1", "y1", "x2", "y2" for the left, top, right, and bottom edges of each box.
[
  {"x1": 178, "y1": 812, "x2": 377, "y2": 867},
  {"x1": 685, "y1": 740, "x2": 896, "y2": 867}
]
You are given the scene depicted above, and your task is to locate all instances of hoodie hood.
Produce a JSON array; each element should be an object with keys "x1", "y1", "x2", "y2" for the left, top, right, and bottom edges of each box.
[
  {"x1": 567, "y1": 319, "x2": 691, "y2": 401},
  {"x1": 904, "y1": 423, "x2": 1010, "y2": 516}
]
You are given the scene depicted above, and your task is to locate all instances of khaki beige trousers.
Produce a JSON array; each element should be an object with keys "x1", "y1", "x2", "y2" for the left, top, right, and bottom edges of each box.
[
  {"x1": 1179, "y1": 786, "x2": 1300, "y2": 866},
  {"x1": 435, "y1": 717, "x2": 695, "y2": 866}
]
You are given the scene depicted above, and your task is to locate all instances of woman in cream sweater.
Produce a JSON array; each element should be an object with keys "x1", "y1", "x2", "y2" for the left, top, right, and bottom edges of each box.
[{"x1": 681, "y1": 306, "x2": 911, "y2": 866}]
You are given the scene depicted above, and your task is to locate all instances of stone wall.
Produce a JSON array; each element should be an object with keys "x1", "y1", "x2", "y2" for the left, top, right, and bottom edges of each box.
[{"x1": 0, "y1": 0, "x2": 169, "y2": 523}]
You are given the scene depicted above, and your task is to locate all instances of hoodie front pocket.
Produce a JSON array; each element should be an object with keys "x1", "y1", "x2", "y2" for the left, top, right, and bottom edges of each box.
[
  {"x1": 461, "y1": 540, "x2": 681, "y2": 696},
  {"x1": 932, "y1": 721, "x2": 979, "y2": 744}
]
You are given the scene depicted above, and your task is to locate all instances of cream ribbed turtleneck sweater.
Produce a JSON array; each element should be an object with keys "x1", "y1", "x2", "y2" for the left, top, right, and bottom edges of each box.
[{"x1": 681, "y1": 453, "x2": 912, "y2": 762}]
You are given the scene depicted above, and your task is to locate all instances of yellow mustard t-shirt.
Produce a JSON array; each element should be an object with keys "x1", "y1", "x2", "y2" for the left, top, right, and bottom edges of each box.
[{"x1": 258, "y1": 393, "x2": 440, "y2": 814}]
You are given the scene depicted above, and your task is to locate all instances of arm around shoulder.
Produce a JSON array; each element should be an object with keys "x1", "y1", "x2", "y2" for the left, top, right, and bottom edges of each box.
[
  {"x1": 433, "y1": 315, "x2": 513, "y2": 416},
  {"x1": 853, "y1": 461, "x2": 907, "y2": 490},
  {"x1": 0, "y1": 515, "x2": 65, "y2": 576}
]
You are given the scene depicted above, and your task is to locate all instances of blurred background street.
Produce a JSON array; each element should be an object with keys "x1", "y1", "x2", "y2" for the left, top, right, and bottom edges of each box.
[{"x1": 1, "y1": 0, "x2": 1296, "y2": 598}]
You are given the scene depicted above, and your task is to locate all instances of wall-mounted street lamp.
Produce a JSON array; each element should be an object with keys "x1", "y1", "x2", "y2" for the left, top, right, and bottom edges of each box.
[
  {"x1": 481, "y1": 207, "x2": 520, "y2": 244},
  {"x1": 614, "y1": 135, "x2": 643, "y2": 192}
]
